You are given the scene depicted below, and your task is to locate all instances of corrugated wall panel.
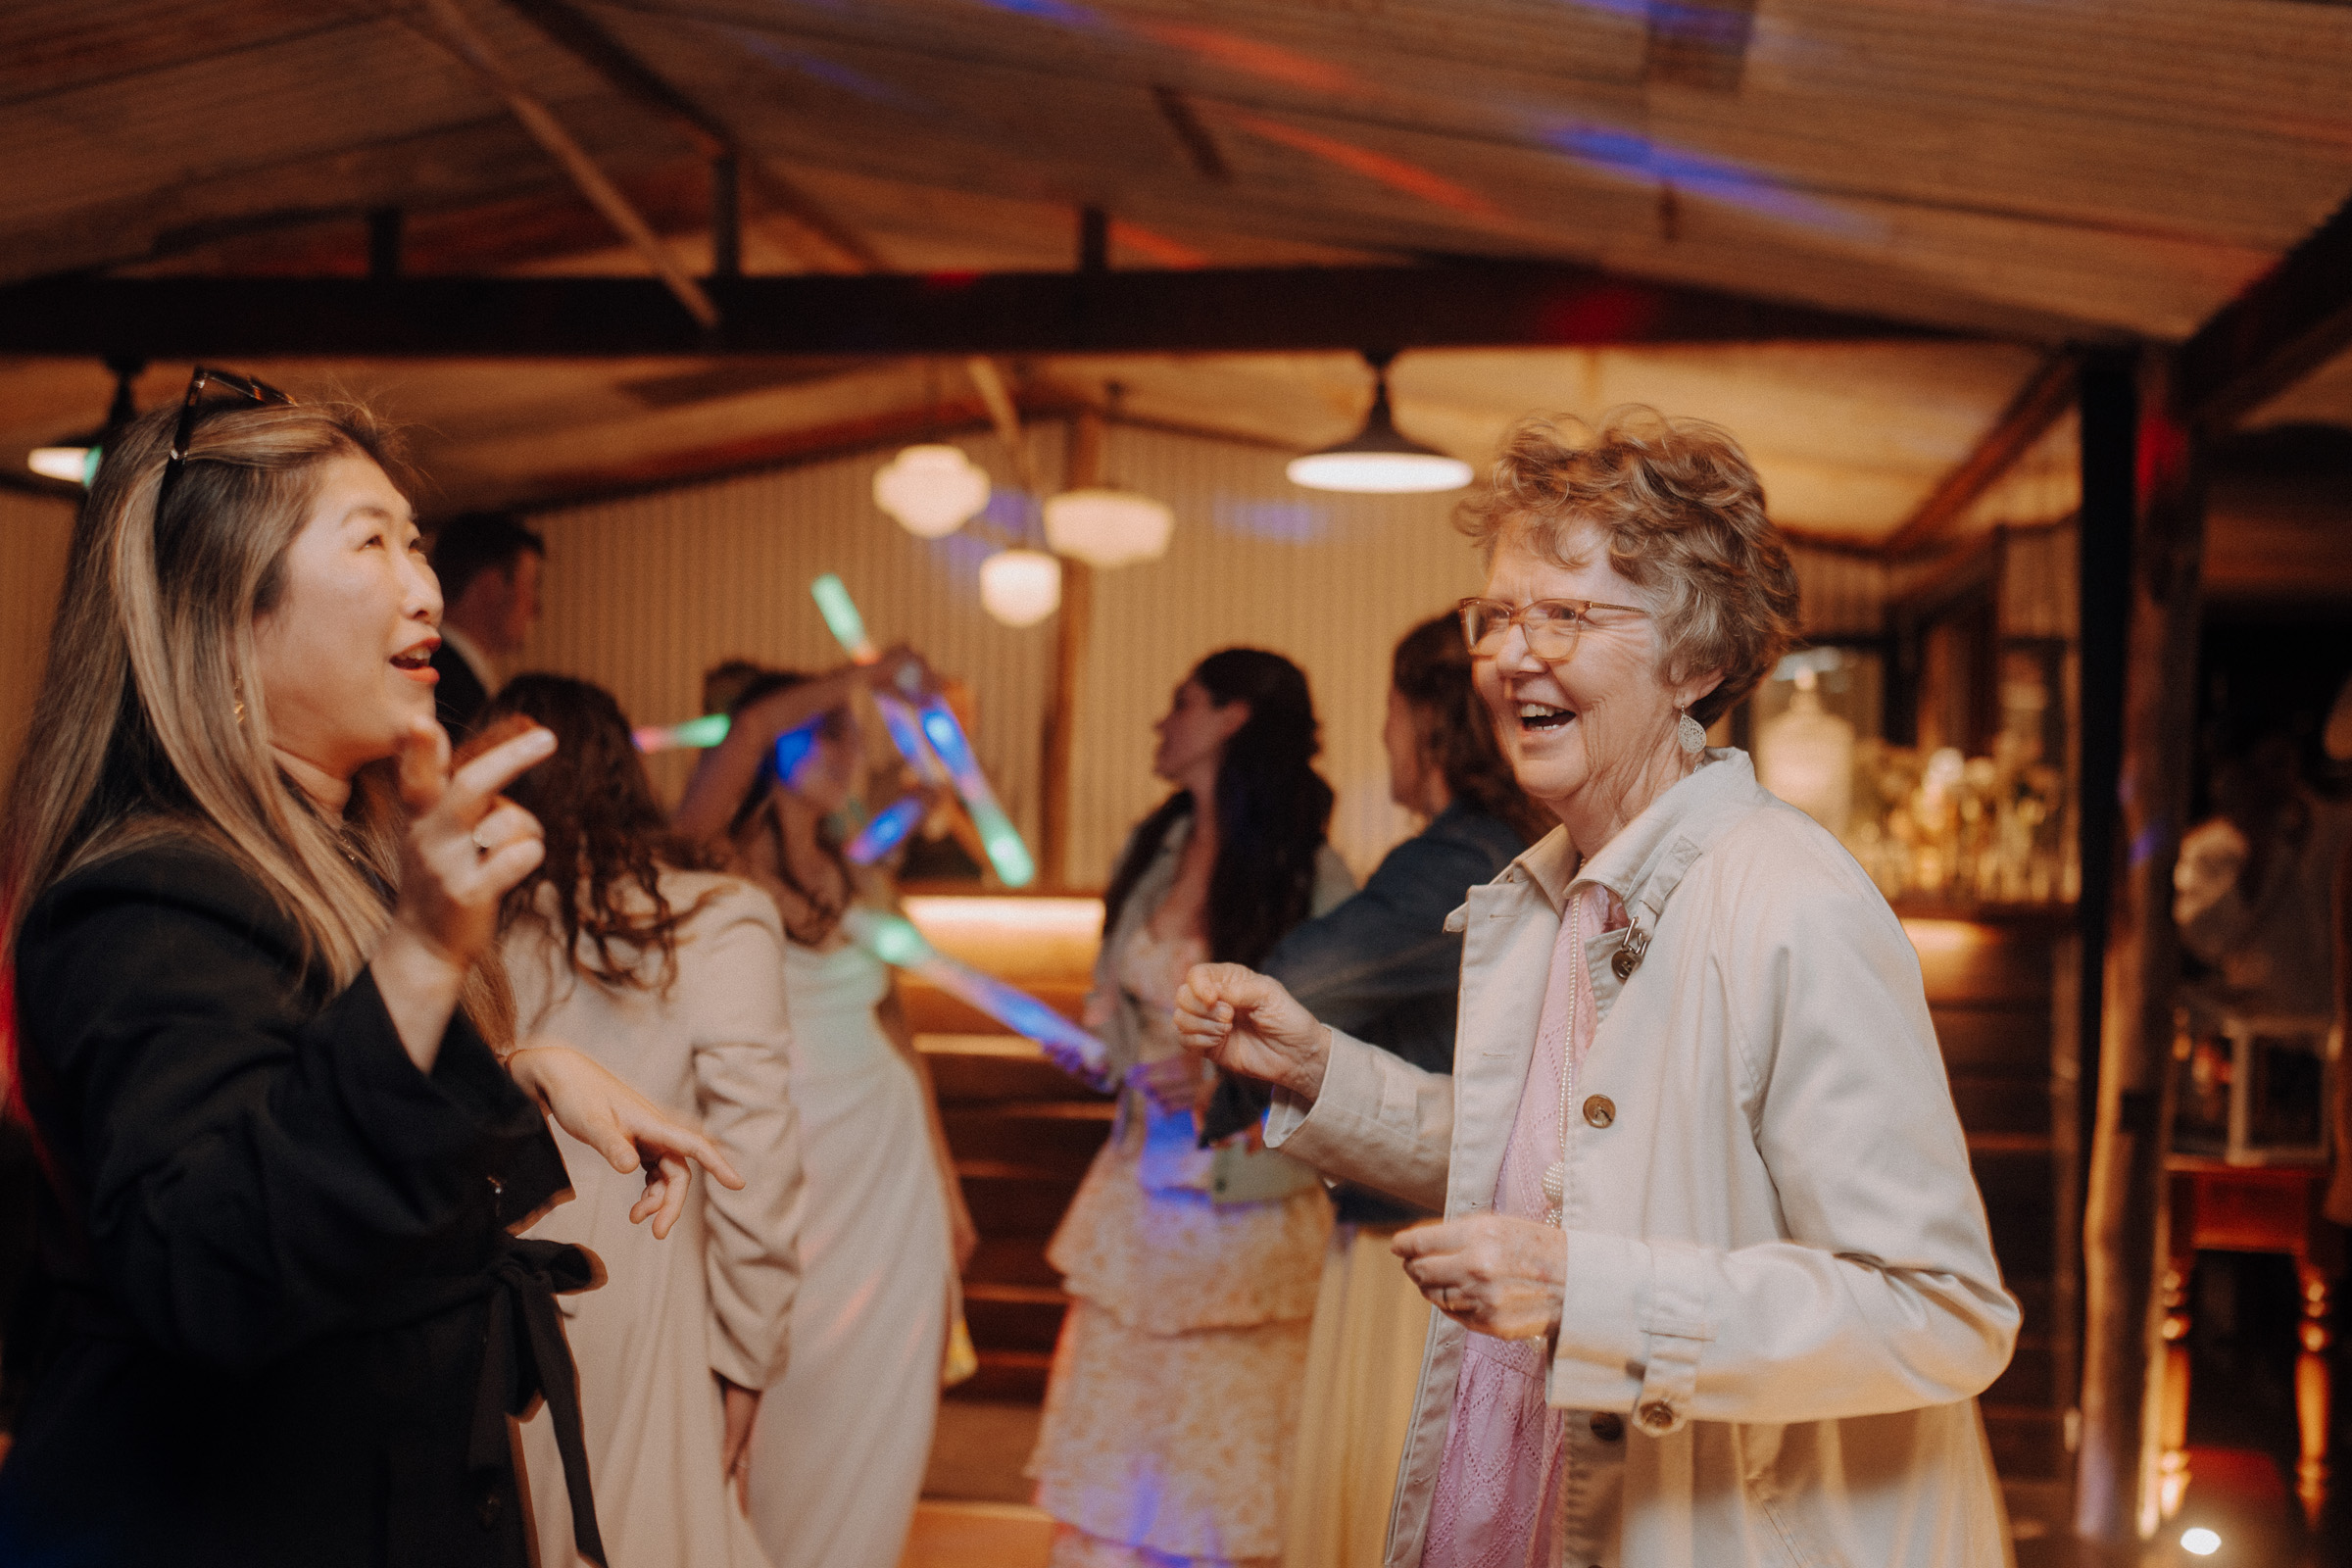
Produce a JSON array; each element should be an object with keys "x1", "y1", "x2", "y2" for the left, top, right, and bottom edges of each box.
[
  {"x1": 525, "y1": 421, "x2": 1947, "y2": 887},
  {"x1": 1069, "y1": 423, "x2": 1486, "y2": 884},
  {"x1": 0, "y1": 490, "x2": 76, "y2": 784}
]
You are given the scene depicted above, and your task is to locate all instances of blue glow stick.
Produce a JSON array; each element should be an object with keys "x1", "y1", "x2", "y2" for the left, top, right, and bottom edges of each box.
[
  {"x1": 808, "y1": 574, "x2": 1035, "y2": 886},
  {"x1": 844, "y1": 792, "x2": 927, "y2": 865},
  {"x1": 844, "y1": 908, "x2": 1105, "y2": 1075},
  {"x1": 913, "y1": 695, "x2": 1036, "y2": 887},
  {"x1": 770, "y1": 713, "x2": 826, "y2": 787}
]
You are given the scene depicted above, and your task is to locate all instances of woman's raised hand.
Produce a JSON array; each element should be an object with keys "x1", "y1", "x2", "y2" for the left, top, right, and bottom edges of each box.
[
  {"x1": 1173, "y1": 963, "x2": 1331, "y2": 1104},
  {"x1": 370, "y1": 717, "x2": 555, "y2": 1071},
  {"x1": 509, "y1": 1044, "x2": 747, "y2": 1241},
  {"x1": 390, "y1": 715, "x2": 553, "y2": 970}
]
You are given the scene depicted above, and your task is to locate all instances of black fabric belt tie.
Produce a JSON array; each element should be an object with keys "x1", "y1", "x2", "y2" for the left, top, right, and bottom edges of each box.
[{"x1": 470, "y1": 1238, "x2": 607, "y2": 1567}]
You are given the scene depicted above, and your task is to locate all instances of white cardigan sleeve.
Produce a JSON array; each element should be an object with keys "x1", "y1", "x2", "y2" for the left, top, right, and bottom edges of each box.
[{"x1": 1547, "y1": 861, "x2": 2020, "y2": 1433}]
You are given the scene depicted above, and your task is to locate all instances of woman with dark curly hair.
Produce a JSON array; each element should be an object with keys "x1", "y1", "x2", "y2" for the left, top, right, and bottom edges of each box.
[
  {"x1": 1027, "y1": 648, "x2": 1355, "y2": 1568},
  {"x1": 483, "y1": 674, "x2": 804, "y2": 1568}
]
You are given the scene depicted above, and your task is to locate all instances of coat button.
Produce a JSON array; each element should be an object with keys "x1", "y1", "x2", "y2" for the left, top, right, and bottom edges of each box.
[
  {"x1": 478, "y1": 1491, "x2": 504, "y2": 1530},
  {"x1": 1583, "y1": 1095, "x2": 1615, "y2": 1129},
  {"x1": 1638, "y1": 1400, "x2": 1675, "y2": 1432},
  {"x1": 1589, "y1": 1411, "x2": 1624, "y2": 1442}
]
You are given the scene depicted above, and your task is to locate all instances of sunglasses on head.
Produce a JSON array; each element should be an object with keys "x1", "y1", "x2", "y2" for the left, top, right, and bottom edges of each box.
[{"x1": 156, "y1": 366, "x2": 296, "y2": 515}]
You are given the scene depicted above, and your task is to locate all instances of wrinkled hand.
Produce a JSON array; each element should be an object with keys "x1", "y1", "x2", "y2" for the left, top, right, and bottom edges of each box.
[
  {"x1": 1174, "y1": 963, "x2": 1330, "y2": 1103},
  {"x1": 1394, "y1": 1214, "x2": 1568, "y2": 1342},
  {"x1": 509, "y1": 1045, "x2": 746, "y2": 1240},
  {"x1": 388, "y1": 716, "x2": 553, "y2": 972}
]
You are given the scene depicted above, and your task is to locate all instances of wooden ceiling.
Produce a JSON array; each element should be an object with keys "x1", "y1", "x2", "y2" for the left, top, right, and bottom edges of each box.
[{"x1": 4, "y1": 1, "x2": 2350, "y2": 541}]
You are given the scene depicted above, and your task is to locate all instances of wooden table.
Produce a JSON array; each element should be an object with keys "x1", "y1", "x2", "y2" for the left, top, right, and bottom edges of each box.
[{"x1": 2160, "y1": 1158, "x2": 2337, "y2": 1528}]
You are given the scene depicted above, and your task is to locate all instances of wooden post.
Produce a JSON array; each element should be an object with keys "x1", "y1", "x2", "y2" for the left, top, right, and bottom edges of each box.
[
  {"x1": 2074, "y1": 346, "x2": 2206, "y2": 1544},
  {"x1": 1039, "y1": 408, "x2": 1102, "y2": 888}
]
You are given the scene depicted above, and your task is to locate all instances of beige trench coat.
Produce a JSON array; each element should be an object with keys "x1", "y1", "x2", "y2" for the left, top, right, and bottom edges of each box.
[{"x1": 1268, "y1": 751, "x2": 2021, "y2": 1568}]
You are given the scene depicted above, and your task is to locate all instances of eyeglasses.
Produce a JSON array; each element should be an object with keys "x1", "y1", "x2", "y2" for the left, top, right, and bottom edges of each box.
[
  {"x1": 157, "y1": 366, "x2": 295, "y2": 514},
  {"x1": 1457, "y1": 596, "x2": 1647, "y2": 662}
]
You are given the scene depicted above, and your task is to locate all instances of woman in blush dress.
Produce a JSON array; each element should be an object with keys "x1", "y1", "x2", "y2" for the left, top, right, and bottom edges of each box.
[
  {"x1": 676, "y1": 663, "x2": 975, "y2": 1568},
  {"x1": 487, "y1": 675, "x2": 804, "y2": 1568},
  {"x1": 1027, "y1": 648, "x2": 1355, "y2": 1568}
]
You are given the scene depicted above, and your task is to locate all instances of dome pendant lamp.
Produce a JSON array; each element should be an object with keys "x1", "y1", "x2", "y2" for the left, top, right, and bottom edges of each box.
[{"x1": 1286, "y1": 350, "x2": 1471, "y2": 495}]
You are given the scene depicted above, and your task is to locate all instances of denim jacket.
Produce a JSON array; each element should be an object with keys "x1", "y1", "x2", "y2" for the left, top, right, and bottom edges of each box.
[{"x1": 1202, "y1": 801, "x2": 1531, "y2": 1223}]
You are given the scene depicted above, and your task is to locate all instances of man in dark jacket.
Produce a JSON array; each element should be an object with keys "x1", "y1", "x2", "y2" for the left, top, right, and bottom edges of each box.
[{"x1": 427, "y1": 513, "x2": 544, "y2": 740}]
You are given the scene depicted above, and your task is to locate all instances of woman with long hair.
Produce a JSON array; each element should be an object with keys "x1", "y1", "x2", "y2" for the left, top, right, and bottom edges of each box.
[
  {"x1": 675, "y1": 665, "x2": 971, "y2": 1568},
  {"x1": 1200, "y1": 613, "x2": 1543, "y2": 1568},
  {"x1": 1027, "y1": 647, "x2": 1354, "y2": 1568},
  {"x1": 0, "y1": 381, "x2": 735, "y2": 1566},
  {"x1": 485, "y1": 674, "x2": 804, "y2": 1568}
]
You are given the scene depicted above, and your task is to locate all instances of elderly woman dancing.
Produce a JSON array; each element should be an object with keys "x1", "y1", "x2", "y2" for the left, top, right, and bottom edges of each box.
[{"x1": 1177, "y1": 408, "x2": 2020, "y2": 1568}]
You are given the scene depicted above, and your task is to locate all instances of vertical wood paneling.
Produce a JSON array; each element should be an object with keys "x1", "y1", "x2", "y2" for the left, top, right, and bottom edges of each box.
[
  {"x1": 1787, "y1": 543, "x2": 1888, "y2": 640},
  {"x1": 2003, "y1": 522, "x2": 2080, "y2": 639},
  {"x1": 0, "y1": 490, "x2": 75, "y2": 786}
]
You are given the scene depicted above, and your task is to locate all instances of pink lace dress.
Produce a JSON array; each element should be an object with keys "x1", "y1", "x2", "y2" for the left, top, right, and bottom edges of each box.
[{"x1": 1422, "y1": 884, "x2": 1624, "y2": 1568}]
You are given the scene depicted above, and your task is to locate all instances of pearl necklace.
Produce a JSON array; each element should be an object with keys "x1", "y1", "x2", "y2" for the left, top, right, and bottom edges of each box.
[{"x1": 1541, "y1": 890, "x2": 1582, "y2": 1226}]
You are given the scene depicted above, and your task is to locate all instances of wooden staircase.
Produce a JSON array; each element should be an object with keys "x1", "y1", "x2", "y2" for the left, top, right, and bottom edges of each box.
[{"x1": 902, "y1": 897, "x2": 1111, "y2": 1403}]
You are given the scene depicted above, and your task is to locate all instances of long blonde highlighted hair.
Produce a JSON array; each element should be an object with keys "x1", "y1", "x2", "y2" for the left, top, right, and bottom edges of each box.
[{"x1": 2, "y1": 394, "x2": 512, "y2": 1046}]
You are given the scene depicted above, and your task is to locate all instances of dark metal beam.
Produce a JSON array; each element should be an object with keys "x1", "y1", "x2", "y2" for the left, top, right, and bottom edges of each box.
[
  {"x1": 1882, "y1": 347, "x2": 2081, "y2": 557},
  {"x1": 2179, "y1": 188, "x2": 2352, "y2": 429},
  {"x1": 0, "y1": 264, "x2": 1953, "y2": 360}
]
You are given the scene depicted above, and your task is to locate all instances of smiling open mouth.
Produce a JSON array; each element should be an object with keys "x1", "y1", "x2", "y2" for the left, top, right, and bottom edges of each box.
[
  {"x1": 1518, "y1": 702, "x2": 1575, "y2": 732},
  {"x1": 390, "y1": 647, "x2": 436, "y2": 671}
]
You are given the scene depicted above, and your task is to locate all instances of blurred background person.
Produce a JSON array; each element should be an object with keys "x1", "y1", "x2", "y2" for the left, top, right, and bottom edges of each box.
[
  {"x1": 1028, "y1": 648, "x2": 1353, "y2": 1568},
  {"x1": 490, "y1": 674, "x2": 804, "y2": 1568},
  {"x1": 1200, "y1": 613, "x2": 1544, "y2": 1568},
  {"x1": 426, "y1": 510, "x2": 544, "y2": 739},
  {"x1": 679, "y1": 660, "x2": 972, "y2": 1568}
]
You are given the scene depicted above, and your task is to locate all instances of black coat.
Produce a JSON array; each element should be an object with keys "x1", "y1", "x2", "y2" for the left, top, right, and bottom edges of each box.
[
  {"x1": 0, "y1": 840, "x2": 602, "y2": 1568},
  {"x1": 431, "y1": 641, "x2": 493, "y2": 742}
]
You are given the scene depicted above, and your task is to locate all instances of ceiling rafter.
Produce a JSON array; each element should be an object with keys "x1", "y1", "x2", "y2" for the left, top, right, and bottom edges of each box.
[
  {"x1": 499, "y1": 0, "x2": 883, "y2": 270},
  {"x1": 1881, "y1": 348, "x2": 2082, "y2": 557},
  {"x1": 0, "y1": 262, "x2": 1956, "y2": 360}
]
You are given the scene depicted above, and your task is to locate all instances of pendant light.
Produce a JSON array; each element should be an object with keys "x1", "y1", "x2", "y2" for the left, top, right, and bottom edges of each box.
[
  {"x1": 1286, "y1": 351, "x2": 1471, "y2": 494},
  {"x1": 27, "y1": 358, "x2": 144, "y2": 488},
  {"x1": 1040, "y1": 383, "x2": 1175, "y2": 567},
  {"x1": 979, "y1": 548, "x2": 1062, "y2": 626},
  {"x1": 873, "y1": 443, "x2": 992, "y2": 538}
]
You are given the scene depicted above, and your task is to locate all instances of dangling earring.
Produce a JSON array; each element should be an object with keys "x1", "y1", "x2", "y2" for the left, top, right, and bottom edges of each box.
[
  {"x1": 233, "y1": 681, "x2": 247, "y2": 726},
  {"x1": 1676, "y1": 707, "x2": 1706, "y2": 757}
]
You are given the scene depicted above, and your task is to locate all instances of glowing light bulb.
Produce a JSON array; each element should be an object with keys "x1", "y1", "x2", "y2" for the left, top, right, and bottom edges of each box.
[
  {"x1": 2180, "y1": 1527, "x2": 2221, "y2": 1556},
  {"x1": 978, "y1": 549, "x2": 1061, "y2": 627},
  {"x1": 872, "y1": 444, "x2": 991, "y2": 538}
]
